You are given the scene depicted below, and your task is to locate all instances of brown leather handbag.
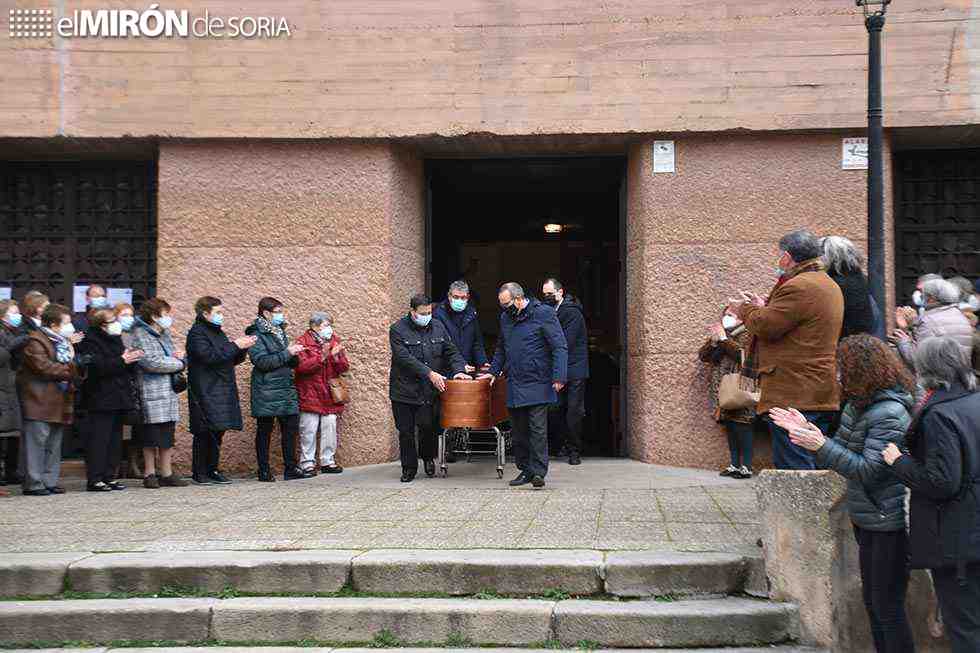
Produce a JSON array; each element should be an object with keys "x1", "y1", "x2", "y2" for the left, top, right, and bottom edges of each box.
[
  {"x1": 328, "y1": 375, "x2": 350, "y2": 404},
  {"x1": 718, "y1": 351, "x2": 759, "y2": 410}
]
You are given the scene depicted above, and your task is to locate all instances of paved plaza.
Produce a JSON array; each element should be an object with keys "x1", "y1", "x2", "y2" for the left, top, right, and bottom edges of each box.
[{"x1": 0, "y1": 460, "x2": 761, "y2": 555}]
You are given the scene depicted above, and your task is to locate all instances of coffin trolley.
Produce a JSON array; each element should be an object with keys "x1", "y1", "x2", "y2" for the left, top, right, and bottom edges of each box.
[{"x1": 437, "y1": 376, "x2": 509, "y2": 478}]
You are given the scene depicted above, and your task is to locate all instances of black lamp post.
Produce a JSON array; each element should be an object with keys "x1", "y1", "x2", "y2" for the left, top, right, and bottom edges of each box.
[{"x1": 857, "y1": 0, "x2": 889, "y2": 336}]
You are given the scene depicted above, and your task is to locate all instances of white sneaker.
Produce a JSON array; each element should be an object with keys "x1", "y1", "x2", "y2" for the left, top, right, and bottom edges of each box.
[
  {"x1": 720, "y1": 465, "x2": 739, "y2": 477},
  {"x1": 738, "y1": 465, "x2": 753, "y2": 479}
]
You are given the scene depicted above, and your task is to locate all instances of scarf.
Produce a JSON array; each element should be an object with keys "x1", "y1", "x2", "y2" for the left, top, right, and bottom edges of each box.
[
  {"x1": 256, "y1": 317, "x2": 287, "y2": 346},
  {"x1": 41, "y1": 327, "x2": 73, "y2": 363},
  {"x1": 743, "y1": 258, "x2": 826, "y2": 379}
]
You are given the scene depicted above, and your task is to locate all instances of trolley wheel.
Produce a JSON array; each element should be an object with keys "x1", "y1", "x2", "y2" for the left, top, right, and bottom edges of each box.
[
  {"x1": 440, "y1": 465, "x2": 449, "y2": 478},
  {"x1": 496, "y1": 467, "x2": 504, "y2": 479}
]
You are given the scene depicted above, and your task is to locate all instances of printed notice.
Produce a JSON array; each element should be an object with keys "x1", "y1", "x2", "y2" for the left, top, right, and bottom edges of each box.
[
  {"x1": 73, "y1": 285, "x2": 90, "y2": 313},
  {"x1": 842, "y1": 137, "x2": 868, "y2": 170},
  {"x1": 108, "y1": 288, "x2": 133, "y2": 307},
  {"x1": 0, "y1": 288, "x2": 10, "y2": 301},
  {"x1": 653, "y1": 141, "x2": 675, "y2": 173}
]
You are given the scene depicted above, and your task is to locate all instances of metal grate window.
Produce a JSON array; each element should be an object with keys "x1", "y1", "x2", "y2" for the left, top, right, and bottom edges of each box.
[
  {"x1": 895, "y1": 149, "x2": 980, "y2": 302},
  {"x1": 0, "y1": 161, "x2": 157, "y2": 307}
]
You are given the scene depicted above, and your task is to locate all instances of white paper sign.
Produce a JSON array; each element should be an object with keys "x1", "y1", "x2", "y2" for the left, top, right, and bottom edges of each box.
[
  {"x1": 0, "y1": 288, "x2": 10, "y2": 301},
  {"x1": 653, "y1": 140, "x2": 675, "y2": 173},
  {"x1": 108, "y1": 288, "x2": 133, "y2": 307},
  {"x1": 73, "y1": 285, "x2": 90, "y2": 313},
  {"x1": 842, "y1": 137, "x2": 868, "y2": 170}
]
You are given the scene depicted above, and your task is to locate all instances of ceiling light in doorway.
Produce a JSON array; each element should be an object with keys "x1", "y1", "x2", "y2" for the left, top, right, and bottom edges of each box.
[{"x1": 544, "y1": 223, "x2": 563, "y2": 234}]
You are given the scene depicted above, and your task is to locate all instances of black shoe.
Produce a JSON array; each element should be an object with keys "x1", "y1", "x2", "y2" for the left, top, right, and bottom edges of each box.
[
  {"x1": 107, "y1": 480, "x2": 126, "y2": 491},
  {"x1": 45, "y1": 486, "x2": 66, "y2": 494},
  {"x1": 321, "y1": 464, "x2": 343, "y2": 474},
  {"x1": 424, "y1": 460, "x2": 436, "y2": 477},
  {"x1": 24, "y1": 488, "x2": 51, "y2": 496},
  {"x1": 284, "y1": 467, "x2": 310, "y2": 480},
  {"x1": 192, "y1": 475, "x2": 214, "y2": 485},
  {"x1": 400, "y1": 469, "x2": 416, "y2": 483},
  {"x1": 509, "y1": 473, "x2": 530, "y2": 487},
  {"x1": 86, "y1": 482, "x2": 113, "y2": 493},
  {"x1": 530, "y1": 475, "x2": 545, "y2": 489},
  {"x1": 0, "y1": 477, "x2": 6, "y2": 487},
  {"x1": 258, "y1": 470, "x2": 276, "y2": 483},
  {"x1": 207, "y1": 471, "x2": 232, "y2": 484},
  {"x1": 568, "y1": 452, "x2": 581, "y2": 465}
]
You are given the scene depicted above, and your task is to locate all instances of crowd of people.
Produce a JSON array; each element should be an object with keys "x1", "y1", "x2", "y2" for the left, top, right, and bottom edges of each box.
[
  {"x1": 699, "y1": 229, "x2": 980, "y2": 651},
  {"x1": 0, "y1": 287, "x2": 350, "y2": 494}
]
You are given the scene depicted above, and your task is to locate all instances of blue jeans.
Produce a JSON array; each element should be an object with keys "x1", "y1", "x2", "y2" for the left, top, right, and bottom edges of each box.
[{"x1": 767, "y1": 410, "x2": 837, "y2": 470}]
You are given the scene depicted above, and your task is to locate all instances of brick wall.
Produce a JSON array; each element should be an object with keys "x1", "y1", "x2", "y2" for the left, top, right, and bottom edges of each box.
[{"x1": 1, "y1": 0, "x2": 978, "y2": 138}]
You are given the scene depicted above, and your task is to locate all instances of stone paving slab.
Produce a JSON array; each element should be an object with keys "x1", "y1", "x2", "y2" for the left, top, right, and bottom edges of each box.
[
  {"x1": 69, "y1": 550, "x2": 360, "y2": 594},
  {"x1": 0, "y1": 553, "x2": 92, "y2": 597},
  {"x1": 351, "y1": 549, "x2": 604, "y2": 596},
  {"x1": 603, "y1": 551, "x2": 748, "y2": 598},
  {"x1": 0, "y1": 460, "x2": 759, "y2": 554}
]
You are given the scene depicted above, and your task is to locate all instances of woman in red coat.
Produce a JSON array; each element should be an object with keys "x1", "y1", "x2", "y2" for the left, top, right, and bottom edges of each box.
[{"x1": 295, "y1": 312, "x2": 349, "y2": 474}]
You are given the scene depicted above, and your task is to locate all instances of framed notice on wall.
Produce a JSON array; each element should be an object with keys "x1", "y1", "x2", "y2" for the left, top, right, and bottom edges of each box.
[{"x1": 842, "y1": 138, "x2": 868, "y2": 170}]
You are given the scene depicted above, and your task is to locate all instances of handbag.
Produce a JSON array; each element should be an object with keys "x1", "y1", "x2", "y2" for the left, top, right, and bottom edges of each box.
[
  {"x1": 718, "y1": 350, "x2": 760, "y2": 411},
  {"x1": 171, "y1": 371, "x2": 188, "y2": 394},
  {"x1": 327, "y1": 375, "x2": 349, "y2": 404}
]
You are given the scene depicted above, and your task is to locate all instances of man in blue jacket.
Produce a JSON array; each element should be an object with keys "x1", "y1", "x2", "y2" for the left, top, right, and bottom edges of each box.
[
  {"x1": 481, "y1": 282, "x2": 568, "y2": 489},
  {"x1": 543, "y1": 278, "x2": 589, "y2": 465}
]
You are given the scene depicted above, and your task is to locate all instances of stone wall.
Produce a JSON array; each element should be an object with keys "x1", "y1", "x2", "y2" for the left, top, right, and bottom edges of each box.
[
  {"x1": 625, "y1": 133, "x2": 871, "y2": 467},
  {"x1": 156, "y1": 140, "x2": 424, "y2": 472},
  {"x1": 1, "y1": 1, "x2": 978, "y2": 138}
]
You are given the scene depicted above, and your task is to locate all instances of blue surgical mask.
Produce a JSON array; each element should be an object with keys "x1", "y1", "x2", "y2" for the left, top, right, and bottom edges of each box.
[
  {"x1": 319, "y1": 326, "x2": 333, "y2": 340},
  {"x1": 912, "y1": 290, "x2": 924, "y2": 307},
  {"x1": 90, "y1": 297, "x2": 109, "y2": 309},
  {"x1": 119, "y1": 315, "x2": 135, "y2": 331},
  {"x1": 209, "y1": 313, "x2": 224, "y2": 327},
  {"x1": 155, "y1": 315, "x2": 173, "y2": 330},
  {"x1": 450, "y1": 298, "x2": 467, "y2": 312},
  {"x1": 412, "y1": 312, "x2": 432, "y2": 327},
  {"x1": 5, "y1": 313, "x2": 22, "y2": 328},
  {"x1": 271, "y1": 313, "x2": 285, "y2": 326}
]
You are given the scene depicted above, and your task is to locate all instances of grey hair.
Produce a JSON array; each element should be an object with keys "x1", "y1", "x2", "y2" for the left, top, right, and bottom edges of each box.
[
  {"x1": 309, "y1": 312, "x2": 333, "y2": 327},
  {"x1": 820, "y1": 236, "x2": 865, "y2": 275},
  {"x1": 499, "y1": 282, "x2": 525, "y2": 299},
  {"x1": 948, "y1": 276, "x2": 974, "y2": 301},
  {"x1": 918, "y1": 273, "x2": 943, "y2": 286},
  {"x1": 544, "y1": 277, "x2": 563, "y2": 291},
  {"x1": 448, "y1": 280, "x2": 469, "y2": 295},
  {"x1": 921, "y1": 279, "x2": 961, "y2": 306},
  {"x1": 914, "y1": 336, "x2": 977, "y2": 391},
  {"x1": 778, "y1": 229, "x2": 822, "y2": 263}
]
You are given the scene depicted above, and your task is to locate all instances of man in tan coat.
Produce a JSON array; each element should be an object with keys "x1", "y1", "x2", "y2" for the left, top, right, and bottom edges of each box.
[{"x1": 729, "y1": 229, "x2": 844, "y2": 470}]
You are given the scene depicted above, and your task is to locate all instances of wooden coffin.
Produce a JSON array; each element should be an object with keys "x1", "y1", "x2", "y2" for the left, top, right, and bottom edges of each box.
[{"x1": 441, "y1": 376, "x2": 509, "y2": 429}]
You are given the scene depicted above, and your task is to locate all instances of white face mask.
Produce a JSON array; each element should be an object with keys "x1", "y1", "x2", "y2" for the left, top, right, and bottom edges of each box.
[
  {"x1": 968, "y1": 295, "x2": 980, "y2": 312},
  {"x1": 59, "y1": 323, "x2": 76, "y2": 338},
  {"x1": 722, "y1": 315, "x2": 739, "y2": 330},
  {"x1": 912, "y1": 290, "x2": 924, "y2": 307},
  {"x1": 319, "y1": 325, "x2": 333, "y2": 340},
  {"x1": 105, "y1": 322, "x2": 123, "y2": 336}
]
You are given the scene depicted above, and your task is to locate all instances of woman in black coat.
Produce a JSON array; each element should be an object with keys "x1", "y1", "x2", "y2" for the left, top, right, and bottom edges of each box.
[
  {"x1": 76, "y1": 309, "x2": 144, "y2": 491},
  {"x1": 185, "y1": 296, "x2": 255, "y2": 485},
  {"x1": 822, "y1": 236, "x2": 875, "y2": 339},
  {"x1": 883, "y1": 336, "x2": 980, "y2": 652}
]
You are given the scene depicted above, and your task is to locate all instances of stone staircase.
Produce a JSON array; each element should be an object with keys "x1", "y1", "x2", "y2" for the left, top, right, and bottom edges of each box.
[{"x1": 0, "y1": 549, "x2": 819, "y2": 651}]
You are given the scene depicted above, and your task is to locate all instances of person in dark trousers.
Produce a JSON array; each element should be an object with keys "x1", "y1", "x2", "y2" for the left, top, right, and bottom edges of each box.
[
  {"x1": 186, "y1": 296, "x2": 256, "y2": 485},
  {"x1": 0, "y1": 300, "x2": 29, "y2": 489},
  {"x1": 542, "y1": 278, "x2": 588, "y2": 465},
  {"x1": 772, "y1": 335, "x2": 916, "y2": 653},
  {"x1": 389, "y1": 293, "x2": 468, "y2": 483},
  {"x1": 76, "y1": 308, "x2": 144, "y2": 492},
  {"x1": 481, "y1": 282, "x2": 567, "y2": 489},
  {"x1": 821, "y1": 236, "x2": 875, "y2": 340},
  {"x1": 247, "y1": 296, "x2": 309, "y2": 482},
  {"x1": 433, "y1": 279, "x2": 488, "y2": 463},
  {"x1": 883, "y1": 336, "x2": 980, "y2": 653}
]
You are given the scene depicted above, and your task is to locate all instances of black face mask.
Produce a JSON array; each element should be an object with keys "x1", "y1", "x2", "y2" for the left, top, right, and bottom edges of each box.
[
  {"x1": 543, "y1": 293, "x2": 559, "y2": 306},
  {"x1": 500, "y1": 302, "x2": 518, "y2": 317}
]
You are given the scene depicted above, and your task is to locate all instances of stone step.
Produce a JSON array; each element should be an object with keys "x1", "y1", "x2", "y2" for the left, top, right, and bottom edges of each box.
[
  {"x1": 0, "y1": 596, "x2": 800, "y2": 648},
  {"x1": 0, "y1": 549, "x2": 768, "y2": 599},
  {"x1": 0, "y1": 648, "x2": 828, "y2": 653}
]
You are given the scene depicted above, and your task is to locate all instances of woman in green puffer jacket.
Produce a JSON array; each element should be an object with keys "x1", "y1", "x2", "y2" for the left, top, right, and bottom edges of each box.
[{"x1": 771, "y1": 334, "x2": 916, "y2": 653}]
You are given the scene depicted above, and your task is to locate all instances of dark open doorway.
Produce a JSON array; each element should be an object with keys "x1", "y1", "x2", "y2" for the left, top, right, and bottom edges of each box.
[{"x1": 426, "y1": 156, "x2": 627, "y2": 457}]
